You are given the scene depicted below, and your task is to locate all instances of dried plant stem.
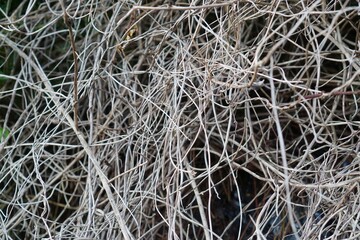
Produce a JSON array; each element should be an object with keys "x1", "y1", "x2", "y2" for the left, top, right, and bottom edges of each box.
[
  {"x1": 1, "y1": 1, "x2": 359, "y2": 239},
  {"x1": 61, "y1": 1, "x2": 79, "y2": 130},
  {"x1": 0, "y1": 32, "x2": 132, "y2": 240}
]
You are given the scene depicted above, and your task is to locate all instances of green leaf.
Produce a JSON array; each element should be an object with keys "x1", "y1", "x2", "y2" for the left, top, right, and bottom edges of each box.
[
  {"x1": 0, "y1": 128, "x2": 10, "y2": 139},
  {"x1": 0, "y1": 71, "x2": 8, "y2": 83}
]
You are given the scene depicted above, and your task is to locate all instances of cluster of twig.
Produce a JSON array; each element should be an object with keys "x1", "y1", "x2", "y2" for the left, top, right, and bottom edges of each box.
[{"x1": 1, "y1": 0, "x2": 359, "y2": 239}]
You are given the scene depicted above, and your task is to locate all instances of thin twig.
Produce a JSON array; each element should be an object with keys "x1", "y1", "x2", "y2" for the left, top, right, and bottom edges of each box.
[{"x1": 60, "y1": 1, "x2": 79, "y2": 130}]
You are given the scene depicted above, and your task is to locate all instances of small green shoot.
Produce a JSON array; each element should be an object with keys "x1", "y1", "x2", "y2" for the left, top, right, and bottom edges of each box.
[
  {"x1": 0, "y1": 70, "x2": 9, "y2": 83},
  {"x1": 0, "y1": 127, "x2": 10, "y2": 140}
]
